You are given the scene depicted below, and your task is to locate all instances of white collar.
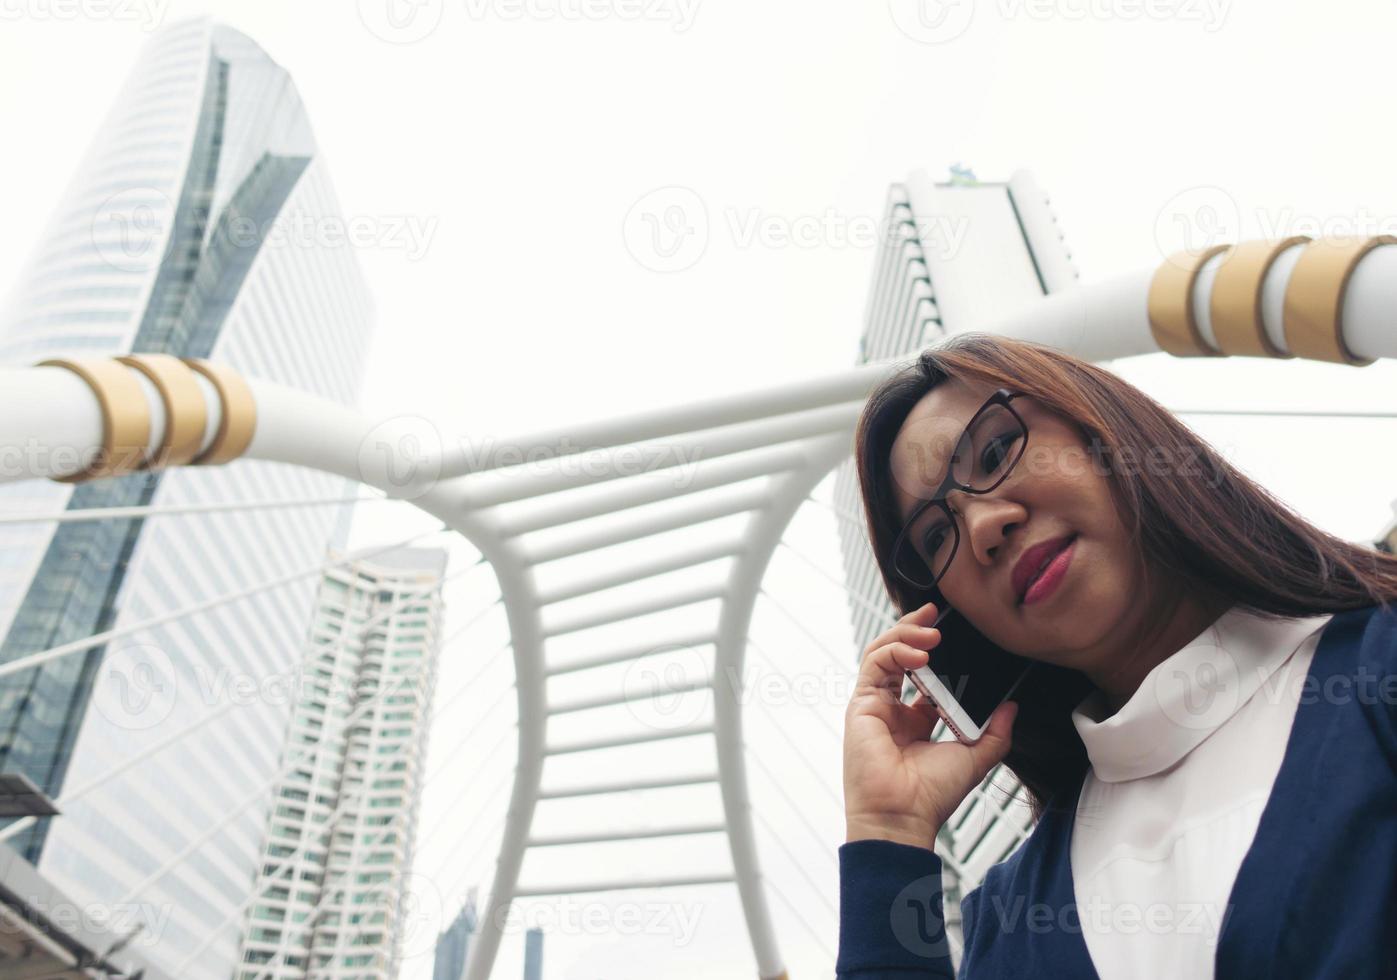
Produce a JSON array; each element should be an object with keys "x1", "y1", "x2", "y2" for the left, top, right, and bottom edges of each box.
[{"x1": 1070, "y1": 605, "x2": 1334, "y2": 783}]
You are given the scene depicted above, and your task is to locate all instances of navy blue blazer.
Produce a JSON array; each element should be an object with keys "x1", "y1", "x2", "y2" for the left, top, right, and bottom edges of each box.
[{"x1": 836, "y1": 602, "x2": 1397, "y2": 978}]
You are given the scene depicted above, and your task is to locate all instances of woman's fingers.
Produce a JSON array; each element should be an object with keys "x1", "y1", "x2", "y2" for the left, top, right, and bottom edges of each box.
[
  {"x1": 856, "y1": 639, "x2": 934, "y2": 697},
  {"x1": 901, "y1": 690, "x2": 940, "y2": 742},
  {"x1": 860, "y1": 602, "x2": 942, "y2": 659},
  {"x1": 857, "y1": 605, "x2": 942, "y2": 696}
]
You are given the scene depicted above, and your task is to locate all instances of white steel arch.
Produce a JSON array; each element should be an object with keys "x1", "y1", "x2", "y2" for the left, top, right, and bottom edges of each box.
[{"x1": 1, "y1": 233, "x2": 1395, "y2": 978}]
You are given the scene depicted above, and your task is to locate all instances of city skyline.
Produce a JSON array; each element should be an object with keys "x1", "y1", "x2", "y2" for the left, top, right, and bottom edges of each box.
[{"x1": 2, "y1": 5, "x2": 1396, "y2": 979}]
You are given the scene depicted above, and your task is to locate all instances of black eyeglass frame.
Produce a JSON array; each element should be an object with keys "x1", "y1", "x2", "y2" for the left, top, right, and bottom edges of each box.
[{"x1": 889, "y1": 387, "x2": 1030, "y2": 591}]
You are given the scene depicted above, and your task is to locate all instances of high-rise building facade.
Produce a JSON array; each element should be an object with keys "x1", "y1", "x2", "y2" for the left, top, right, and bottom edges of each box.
[
  {"x1": 236, "y1": 547, "x2": 448, "y2": 979},
  {"x1": 832, "y1": 170, "x2": 1075, "y2": 963},
  {"x1": 0, "y1": 19, "x2": 373, "y2": 980}
]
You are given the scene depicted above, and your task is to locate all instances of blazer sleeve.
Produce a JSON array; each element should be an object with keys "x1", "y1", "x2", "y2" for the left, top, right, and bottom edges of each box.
[{"x1": 835, "y1": 838, "x2": 960, "y2": 978}]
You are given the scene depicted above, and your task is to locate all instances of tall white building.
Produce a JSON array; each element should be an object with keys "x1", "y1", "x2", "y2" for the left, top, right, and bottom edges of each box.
[
  {"x1": 0, "y1": 19, "x2": 374, "y2": 980},
  {"x1": 832, "y1": 170, "x2": 1076, "y2": 961},
  {"x1": 236, "y1": 547, "x2": 448, "y2": 980}
]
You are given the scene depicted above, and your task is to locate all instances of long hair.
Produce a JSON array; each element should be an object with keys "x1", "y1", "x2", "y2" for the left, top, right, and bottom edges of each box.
[{"x1": 854, "y1": 332, "x2": 1397, "y2": 820}]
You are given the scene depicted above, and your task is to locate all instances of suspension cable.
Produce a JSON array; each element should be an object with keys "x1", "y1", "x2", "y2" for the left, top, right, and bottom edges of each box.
[
  {"x1": 774, "y1": 537, "x2": 896, "y2": 628},
  {"x1": 0, "y1": 493, "x2": 395, "y2": 527},
  {"x1": 110, "y1": 581, "x2": 498, "y2": 908},
  {"x1": 0, "y1": 526, "x2": 453, "y2": 681},
  {"x1": 0, "y1": 558, "x2": 493, "y2": 845}
]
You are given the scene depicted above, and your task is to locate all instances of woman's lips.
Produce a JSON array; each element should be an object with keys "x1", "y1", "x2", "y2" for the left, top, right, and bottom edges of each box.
[{"x1": 1022, "y1": 535, "x2": 1077, "y2": 606}]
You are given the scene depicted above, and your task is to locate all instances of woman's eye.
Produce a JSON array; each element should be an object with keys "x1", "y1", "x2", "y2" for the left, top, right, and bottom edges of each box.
[
  {"x1": 920, "y1": 525, "x2": 948, "y2": 555},
  {"x1": 981, "y1": 433, "x2": 1019, "y2": 472}
]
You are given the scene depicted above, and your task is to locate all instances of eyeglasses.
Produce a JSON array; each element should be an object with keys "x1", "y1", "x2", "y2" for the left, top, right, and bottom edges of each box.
[{"x1": 889, "y1": 388, "x2": 1030, "y2": 591}]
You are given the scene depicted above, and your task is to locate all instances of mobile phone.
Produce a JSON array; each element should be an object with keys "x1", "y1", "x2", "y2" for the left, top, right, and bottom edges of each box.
[{"x1": 904, "y1": 604, "x2": 1034, "y2": 743}]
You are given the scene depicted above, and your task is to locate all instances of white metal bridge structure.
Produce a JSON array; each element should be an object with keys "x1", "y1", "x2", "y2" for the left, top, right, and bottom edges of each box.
[{"x1": 2, "y1": 181, "x2": 1396, "y2": 978}]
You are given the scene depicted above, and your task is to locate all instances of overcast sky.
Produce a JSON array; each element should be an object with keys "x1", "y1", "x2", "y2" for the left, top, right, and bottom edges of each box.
[{"x1": 3, "y1": 1, "x2": 1397, "y2": 977}]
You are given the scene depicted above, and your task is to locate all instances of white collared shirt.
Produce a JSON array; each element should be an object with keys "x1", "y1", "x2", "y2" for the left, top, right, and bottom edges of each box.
[{"x1": 1068, "y1": 605, "x2": 1334, "y2": 979}]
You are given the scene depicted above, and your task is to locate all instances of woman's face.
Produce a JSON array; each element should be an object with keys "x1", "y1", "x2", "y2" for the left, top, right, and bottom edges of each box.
[{"x1": 887, "y1": 378, "x2": 1142, "y2": 669}]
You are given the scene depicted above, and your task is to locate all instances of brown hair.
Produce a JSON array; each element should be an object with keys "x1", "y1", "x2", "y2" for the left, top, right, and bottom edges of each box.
[{"x1": 854, "y1": 332, "x2": 1397, "y2": 820}]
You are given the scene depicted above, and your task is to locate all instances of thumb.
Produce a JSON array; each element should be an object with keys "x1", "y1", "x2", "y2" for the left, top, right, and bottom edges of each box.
[{"x1": 970, "y1": 700, "x2": 1018, "y2": 774}]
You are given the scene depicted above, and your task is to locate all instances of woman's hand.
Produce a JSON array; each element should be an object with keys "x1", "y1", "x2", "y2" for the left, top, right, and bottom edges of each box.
[{"x1": 843, "y1": 600, "x2": 1019, "y2": 849}]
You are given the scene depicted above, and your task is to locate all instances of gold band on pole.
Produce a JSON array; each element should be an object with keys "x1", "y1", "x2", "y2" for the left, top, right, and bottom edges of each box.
[
  {"x1": 1207, "y1": 237, "x2": 1309, "y2": 358},
  {"x1": 38, "y1": 358, "x2": 152, "y2": 483},
  {"x1": 1282, "y1": 236, "x2": 1395, "y2": 366},
  {"x1": 1147, "y1": 245, "x2": 1231, "y2": 357},
  {"x1": 117, "y1": 354, "x2": 209, "y2": 469},
  {"x1": 183, "y1": 359, "x2": 257, "y2": 465}
]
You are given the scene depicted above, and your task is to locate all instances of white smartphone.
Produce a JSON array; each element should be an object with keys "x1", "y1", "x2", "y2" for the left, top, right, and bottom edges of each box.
[{"x1": 903, "y1": 603, "x2": 1035, "y2": 743}]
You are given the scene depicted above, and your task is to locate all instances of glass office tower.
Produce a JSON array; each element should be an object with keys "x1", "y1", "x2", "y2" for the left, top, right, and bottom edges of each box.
[{"x1": 0, "y1": 19, "x2": 373, "y2": 980}]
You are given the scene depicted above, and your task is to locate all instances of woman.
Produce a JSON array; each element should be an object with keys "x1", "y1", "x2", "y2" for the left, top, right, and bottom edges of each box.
[{"x1": 838, "y1": 332, "x2": 1397, "y2": 979}]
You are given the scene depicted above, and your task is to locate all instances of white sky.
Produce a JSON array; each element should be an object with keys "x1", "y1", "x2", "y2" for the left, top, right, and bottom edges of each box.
[{"x1": 3, "y1": 1, "x2": 1397, "y2": 977}]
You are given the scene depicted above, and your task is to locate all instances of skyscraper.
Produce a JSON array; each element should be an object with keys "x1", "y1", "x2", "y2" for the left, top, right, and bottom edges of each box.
[
  {"x1": 235, "y1": 546, "x2": 448, "y2": 979},
  {"x1": 522, "y1": 926, "x2": 543, "y2": 980},
  {"x1": 832, "y1": 170, "x2": 1075, "y2": 962},
  {"x1": 0, "y1": 19, "x2": 373, "y2": 980},
  {"x1": 433, "y1": 892, "x2": 479, "y2": 980}
]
